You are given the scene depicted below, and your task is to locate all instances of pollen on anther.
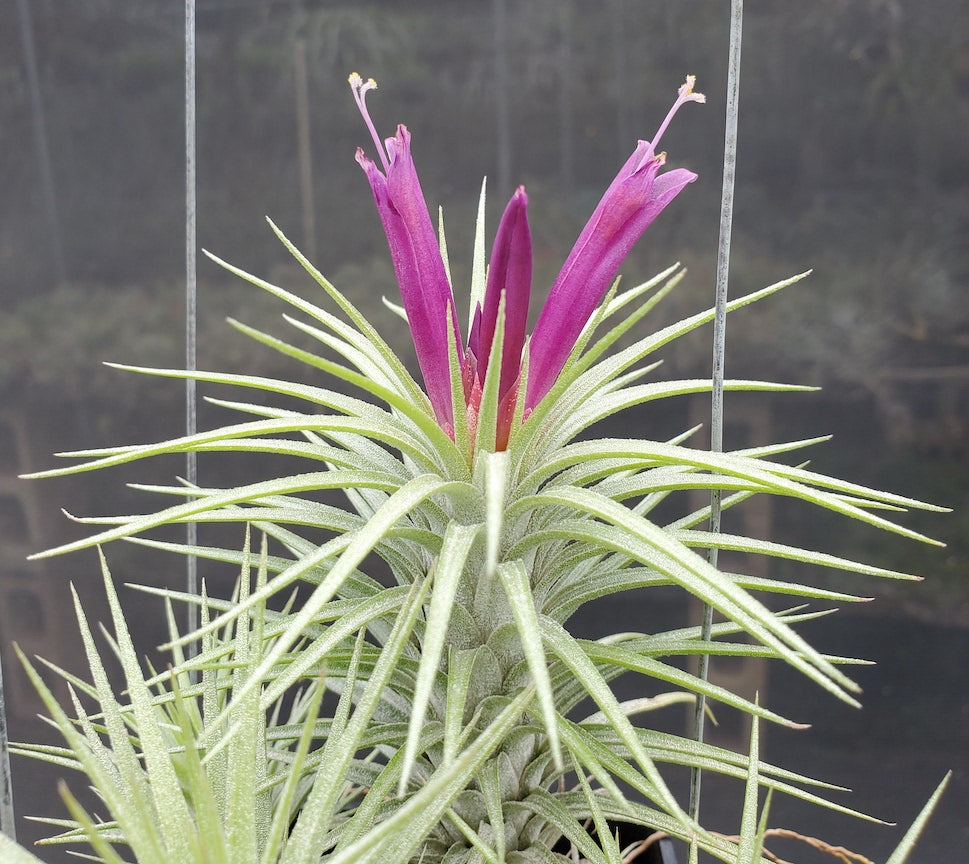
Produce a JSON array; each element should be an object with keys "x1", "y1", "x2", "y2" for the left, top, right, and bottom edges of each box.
[
  {"x1": 348, "y1": 72, "x2": 378, "y2": 95},
  {"x1": 679, "y1": 75, "x2": 706, "y2": 104},
  {"x1": 350, "y1": 72, "x2": 388, "y2": 170}
]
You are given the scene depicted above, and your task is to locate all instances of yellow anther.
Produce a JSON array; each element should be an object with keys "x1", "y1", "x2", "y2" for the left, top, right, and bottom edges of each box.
[{"x1": 348, "y1": 72, "x2": 378, "y2": 93}]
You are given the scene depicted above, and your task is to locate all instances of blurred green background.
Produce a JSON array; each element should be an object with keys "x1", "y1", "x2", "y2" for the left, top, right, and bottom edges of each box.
[{"x1": 2, "y1": 1, "x2": 966, "y2": 860}]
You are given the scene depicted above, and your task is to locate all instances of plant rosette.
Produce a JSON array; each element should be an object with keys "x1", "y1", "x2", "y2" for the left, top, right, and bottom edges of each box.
[{"x1": 12, "y1": 74, "x2": 950, "y2": 864}]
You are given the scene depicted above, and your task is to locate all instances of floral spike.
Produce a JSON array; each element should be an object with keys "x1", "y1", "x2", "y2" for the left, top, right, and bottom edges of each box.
[
  {"x1": 350, "y1": 73, "x2": 461, "y2": 432},
  {"x1": 351, "y1": 73, "x2": 702, "y2": 451},
  {"x1": 525, "y1": 76, "x2": 705, "y2": 411}
]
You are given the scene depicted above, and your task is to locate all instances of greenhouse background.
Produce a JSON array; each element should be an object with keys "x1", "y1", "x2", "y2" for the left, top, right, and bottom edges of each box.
[{"x1": 2, "y1": 1, "x2": 967, "y2": 860}]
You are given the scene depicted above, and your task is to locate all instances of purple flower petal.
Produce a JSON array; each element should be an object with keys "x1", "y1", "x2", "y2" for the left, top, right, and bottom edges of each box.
[
  {"x1": 475, "y1": 186, "x2": 532, "y2": 402},
  {"x1": 352, "y1": 81, "x2": 460, "y2": 430},
  {"x1": 524, "y1": 77, "x2": 704, "y2": 412}
]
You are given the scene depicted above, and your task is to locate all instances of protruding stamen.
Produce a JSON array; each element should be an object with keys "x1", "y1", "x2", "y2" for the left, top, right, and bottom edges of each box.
[
  {"x1": 678, "y1": 74, "x2": 705, "y2": 104},
  {"x1": 650, "y1": 75, "x2": 706, "y2": 152},
  {"x1": 349, "y1": 72, "x2": 389, "y2": 171}
]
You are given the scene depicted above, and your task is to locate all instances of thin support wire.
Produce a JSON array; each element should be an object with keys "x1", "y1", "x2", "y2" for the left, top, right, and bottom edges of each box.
[
  {"x1": 0, "y1": 659, "x2": 14, "y2": 841},
  {"x1": 690, "y1": 0, "x2": 743, "y2": 825},
  {"x1": 185, "y1": 0, "x2": 199, "y2": 647},
  {"x1": 16, "y1": 0, "x2": 65, "y2": 285}
]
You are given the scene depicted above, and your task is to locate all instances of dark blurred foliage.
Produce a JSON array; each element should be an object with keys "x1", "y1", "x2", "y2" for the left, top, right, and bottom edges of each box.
[{"x1": 2, "y1": 1, "x2": 968, "y2": 856}]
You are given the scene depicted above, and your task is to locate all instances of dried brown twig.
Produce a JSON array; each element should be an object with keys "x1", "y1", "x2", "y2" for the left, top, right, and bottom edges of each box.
[
  {"x1": 621, "y1": 831, "x2": 671, "y2": 863},
  {"x1": 715, "y1": 827, "x2": 876, "y2": 864}
]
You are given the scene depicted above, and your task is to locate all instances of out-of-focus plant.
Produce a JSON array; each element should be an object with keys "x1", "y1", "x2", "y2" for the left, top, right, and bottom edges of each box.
[{"x1": 7, "y1": 73, "x2": 949, "y2": 864}]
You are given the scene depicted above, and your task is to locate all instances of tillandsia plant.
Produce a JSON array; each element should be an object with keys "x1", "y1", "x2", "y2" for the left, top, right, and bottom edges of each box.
[{"x1": 5, "y1": 73, "x2": 951, "y2": 864}]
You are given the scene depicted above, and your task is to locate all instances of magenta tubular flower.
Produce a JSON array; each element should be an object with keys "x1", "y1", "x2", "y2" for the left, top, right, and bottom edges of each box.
[
  {"x1": 524, "y1": 76, "x2": 704, "y2": 412},
  {"x1": 351, "y1": 74, "x2": 701, "y2": 449},
  {"x1": 351, "y1": 74, "x2": 532, "y2": 445},
  {"x1": 351, "y1": 74, "x2": 461, "y2": 432}
]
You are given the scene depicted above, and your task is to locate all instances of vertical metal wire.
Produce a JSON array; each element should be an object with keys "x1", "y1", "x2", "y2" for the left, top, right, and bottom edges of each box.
[
  {"x1": 185, "y1": 0, "x2": 199, "y2": 645},
  {"x1": 0, "y1": 660, "x2": 14, "y2": 841},
  {"x1": 0, "y1": 0, "x2": 61, "y2": 839},
  {"x1": 293, "y1": 34, "x2": 317, "y2": 263},
  {"x1": 16, "y1": 0, "x2": 65, "y2": 286},
  {"x1": 690, "y1": 0, "x2": 743, "y2": 825}
]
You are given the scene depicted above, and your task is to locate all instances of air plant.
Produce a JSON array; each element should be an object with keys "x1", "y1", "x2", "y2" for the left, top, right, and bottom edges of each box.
[{"x1": 6, "y1": 72, "x2": 949, "y2": 864}]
